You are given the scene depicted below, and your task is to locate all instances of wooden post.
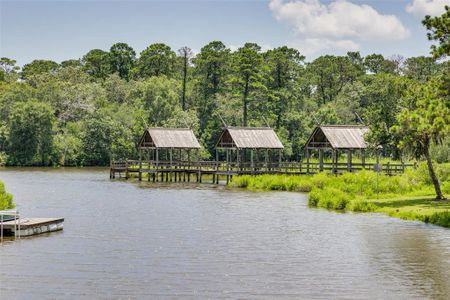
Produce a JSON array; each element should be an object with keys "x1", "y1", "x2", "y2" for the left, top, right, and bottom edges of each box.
[
  {"x1": 361, "y1": 149, "x2": 366, "y2": 170},
  {"x1": 155, "y1": 149, "x2": 159, "y2": 182},
  {"x1": 278, "y1": 149, "x2": 282, "y2": 171},
  {"x1": 138, "y1": 150, "x2": 142, "y2": 181},
  {"x1": 250, "y1": 149, "x2": 254, "y2": 173},
  {"x1": 306, "y1": 148, "x2": 310, "y2": 174},
  {"x1": 125, "y1": 160, "x2": 129, "y2": 179},
  {"x1": 331, "y1": 149, "x2": 336, "y2": 174},
  {"x1": 319, "y1": 148, "x2": 323, "y2": 172},
  {"x1": 169, "y1": 148, "x2": 173, "y2": 182},
  {"x1": 347, "y1": 150, "x2": 352, "y2": 172},
  {"x1": 187, "y1": 150, "x2": 191, "y2": 182}
]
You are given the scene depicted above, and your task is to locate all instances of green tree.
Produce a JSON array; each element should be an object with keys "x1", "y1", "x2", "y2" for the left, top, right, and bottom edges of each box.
[
  {"x1": 0, "y1": 181, "x2": 14, "y2": 210},
  {"x1": 403, "y1": 56, "x2": 439, "y2": 82},
  {"x1": 133, "y1": 43, "x2": 176, "y2": 78},
  {"x1": 0, "y1": 57, "x2": 20, "y2": 82},
  {"x1": 82, "y1": 49, "x2": 110, "y2": 79},
  {"x1": 109, "y1": 42, "x2": 136, "y2": 80},
  {"x1": 231, "y1": 43, "x2": 266, "y2": 126},
  {"x1": 21, "y1": 60, "x2": 59, "y2": 80},
  {"x1": 53, "y1": 122, "x2": 82, "y2": 166},
  {"x1": 178, "y1": 46, "x2": 193, "y2": 110},
  {"x1": 362, "y1": 74, "x2": 406, "y2": 157},
  {"x1": 8, "y1": 100, "x2": 55, "y2": 165},
  {"x1": 393, "y1": 77, "x2": 449, "y2": 200},
  {"x1": 422, "y1": 5, "x2": 450, "y2": 59},
  {"x1": 307, "y1": 55, "x2": 360, "y2": 105},
  {"x1": 265, "y1": 46, "x2": 304, "y2": 128},
  {"x1": 364, "y1": 54, "x2": 396, "y2": 74},
  {"x1": 60, "y1": 59, "x2": 82, "y2": 69},
  {"x1": 139, "y1": 76, "x2": 180, "y2": 125},
  {"x1": 193, "y1": 41, "x2": 231, "y2": 132},
  {"x1": 80, "y1": 112, "x2": 116, "y2": 166}
]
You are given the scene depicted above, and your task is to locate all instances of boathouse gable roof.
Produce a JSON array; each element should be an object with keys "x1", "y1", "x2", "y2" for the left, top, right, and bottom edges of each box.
[
  {"x1": 216, "y1": 127, "x2": 284, "y2": 149},
  {"x1": 305, "y1": 125, "x2": 369, "y2": 150},
  {"x1": 138, "y1": 128, "x2": 201, "y2": 149}
]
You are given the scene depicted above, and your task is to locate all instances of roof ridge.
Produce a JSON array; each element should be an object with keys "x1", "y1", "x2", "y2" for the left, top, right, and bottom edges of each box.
[
  {"x1": 320, "y1": 125, "x2": 368, "y2": 128},
  {"x1": 227, "y1": 126, "x2": 273, "y2": 130},
  {"x1": 147, "y1": 127, "x2": 192, "y2": 131}
]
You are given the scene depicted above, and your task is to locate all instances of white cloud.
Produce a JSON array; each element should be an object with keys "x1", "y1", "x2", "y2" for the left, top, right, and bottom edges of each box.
[
  {"x1": 406, "y1": 0, "x2": 449, "y2": 16},
  {"x1": 269, "y1": 0, "x2": 410, "y2": 55},
  {"x1": 288, "y1": 38, "x2": 359, "y2": 56}
]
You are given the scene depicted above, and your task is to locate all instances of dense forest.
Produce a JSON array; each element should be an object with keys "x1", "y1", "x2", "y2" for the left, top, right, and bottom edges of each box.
[{"x1": 0, "y1": 7, "x2": 448, "y2": 168}]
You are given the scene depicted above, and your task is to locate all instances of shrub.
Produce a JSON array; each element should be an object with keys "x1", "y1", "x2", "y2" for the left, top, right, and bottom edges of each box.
[{"x1": 0, "y1": 181, "x2": 14, "y2": 210}]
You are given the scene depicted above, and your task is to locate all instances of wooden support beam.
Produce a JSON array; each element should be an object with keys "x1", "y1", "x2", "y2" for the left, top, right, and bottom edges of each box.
[
  {"x1": 169, "y1": 148, "x2": 173, "y2": 182},
  {"x1": 306, "y1": 148, "x2": 310, "y2": 174},
  {"x1": 347, "y1": 150, "x2": 352, "y2": 172},
  {"x1": 319, "y1": 148, "x2": 323, "y2": 172},
  {"x1": 138, "y1": 150, "x2": 142, "y2": 181},
  {"x1": 361, "y1": 149, "x2": 366, "y2": 170}
]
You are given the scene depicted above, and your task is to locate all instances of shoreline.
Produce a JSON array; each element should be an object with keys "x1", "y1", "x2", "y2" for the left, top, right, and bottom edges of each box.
[{"x1": 229, "y1": 167, "x2": 450, "y2": 228}]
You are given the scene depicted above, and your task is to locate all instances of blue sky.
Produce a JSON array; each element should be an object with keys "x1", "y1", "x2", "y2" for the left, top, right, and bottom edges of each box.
[{"x1": 1, "y1": 0, "x2": 448, "y2": 65}]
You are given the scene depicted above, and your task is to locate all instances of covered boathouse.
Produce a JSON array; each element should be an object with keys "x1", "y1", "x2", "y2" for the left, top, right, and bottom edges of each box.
[
  {"x1": 136, "y1": 128, "x2": 201, "y2": 181},
  {"x1": 303, "y1": 125, "x2": 369, "y2": 173},
  {"x1": 215, "y1": 126, "x2": 284, "y2": 174}
]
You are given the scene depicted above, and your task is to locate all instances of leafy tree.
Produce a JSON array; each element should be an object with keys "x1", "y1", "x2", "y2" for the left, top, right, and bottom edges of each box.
[
  {"x1": 364, "y1": 54, "x2": 396, "y2": 74},
  {"x1": 139, "y1": 76, "x2": 180, "y2": 126},
  {"x1": 307, "y1": 55, "x2": 360, "y2": 105},
  {"x1": 403, "y1": 56, "x2": 439, "y2": 82},
  {"x1": 82, "y1": 49, "x2": 110, "y2": 79},
  {"x1": 265, "y1": 46, "x2": 304, "y2": 128},
  {"x1": 133, "y1": 43, "x2": 176, "y2": 78},
  {"x1": 109, "y1": 42, "x2": 136, "y2": 80},
  {"x1": 0, "y1": 82, "x2": 35, "y2": 120},
  {"x1": 0, "y1": 57, "x2": 20, "y2": 82},
  {"x1": 8, "y1": 100, "x2": 55, "y2": 165},
  {"x1": 36, "y1": 81, "x2": 102, "y2": 124},
  {"x1": 0, "y1": 181, "x2": 14, "y2": 210},
  {"x1": 347, "y1": 51, "x2": 365, "y2": 73},
  {"x1": 80, "y1": 112, "x2": 116, "y2": 165},
  {"x1": 392, "y1": 77, "x2": 449, "y2": 200},
  {"x1": 53, "y1": 122, "x2": 82, "y2": 166},
  {"x1": 231, "y1": 43, "x2": 266, "y2": 126},
  {"x1": 362, "y1": 74, "x2": 408, "y2": 157},
  {"x1": 21, "y1": 59, "x2": 59, "y2": 80},
  {"x1": 60, "y1": 59, "x2": 82, "y2": 68},
  {"x1": 178, "y1": 46, "x2": 193, "y2": 110},
  {"x1": 422, "y1": 5, "x2": 450, "y2": 59},
  {"x1": 193, "y1": 41, "x2": 231, "y2": 131}
]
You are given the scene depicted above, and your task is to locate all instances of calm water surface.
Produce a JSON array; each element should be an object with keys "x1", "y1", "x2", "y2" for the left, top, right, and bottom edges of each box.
[{"x1": 0, "y1": 168, "x2": 449, "y2": 299}]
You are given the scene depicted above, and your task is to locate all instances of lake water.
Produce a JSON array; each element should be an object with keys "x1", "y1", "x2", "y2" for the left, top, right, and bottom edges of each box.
[{"x1": 0, "y1": 168, "x2": 449, "y2": 299}]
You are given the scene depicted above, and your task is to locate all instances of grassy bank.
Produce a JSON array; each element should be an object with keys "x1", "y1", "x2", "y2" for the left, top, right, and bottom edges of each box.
[{"x1": 230, "y1": 163, "x2": 450, "y2": 228}]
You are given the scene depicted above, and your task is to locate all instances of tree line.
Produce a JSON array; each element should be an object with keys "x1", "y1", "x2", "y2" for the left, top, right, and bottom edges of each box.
[{"x1": 0, "y1": 8, "x2": 448, "y2": 190}]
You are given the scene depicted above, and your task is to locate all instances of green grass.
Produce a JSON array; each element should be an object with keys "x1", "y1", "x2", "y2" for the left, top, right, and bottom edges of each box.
[{"x1": 229, "y1": 162, "x2": 450, "y2": 228}]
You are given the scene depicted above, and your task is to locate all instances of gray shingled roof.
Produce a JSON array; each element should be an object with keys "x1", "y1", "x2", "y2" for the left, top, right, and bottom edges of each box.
[
  {"x1": 216, "y1": 127, "x2": 284, "y2": 149},
  {"x1": 139, "y1": 128, "x2": 201, "y2": 149},
  {"x1": 305, "y1": 125, "x2": 369, "y2": 149}
]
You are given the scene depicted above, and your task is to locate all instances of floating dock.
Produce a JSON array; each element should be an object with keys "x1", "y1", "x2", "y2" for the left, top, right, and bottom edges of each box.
[
  {"x1": 1, "y1": 218, "x2": 64, "y2": 237},
  {"x1": 1, "y1": 210, "x2": 64, "y2": 242}
]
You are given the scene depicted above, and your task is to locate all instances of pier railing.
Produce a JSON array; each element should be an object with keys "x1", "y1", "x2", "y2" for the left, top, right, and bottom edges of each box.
[{"x1": 0, "y1": 210, "x2": 21, "y2": 243}]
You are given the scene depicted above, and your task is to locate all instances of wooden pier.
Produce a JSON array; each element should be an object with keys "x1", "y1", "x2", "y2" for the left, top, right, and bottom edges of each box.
[
  {"x1": 110, "y1": 159, "x2": 413, "y2": 183},
  {"x1": 111, "y1": 126, "x2": 414, "y2": 184}
]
